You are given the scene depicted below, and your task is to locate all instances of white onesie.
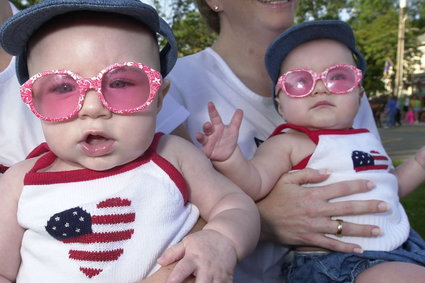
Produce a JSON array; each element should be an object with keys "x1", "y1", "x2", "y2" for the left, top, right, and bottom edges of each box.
[
  {"x1": 271, "y1": 124, "x2": 410, "y2": 251},
  {"x1": 17, "y1": 133, "x2": 199, "y2": 282}
]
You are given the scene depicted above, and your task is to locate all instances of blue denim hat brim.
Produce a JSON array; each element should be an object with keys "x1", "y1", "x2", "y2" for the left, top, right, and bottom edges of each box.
[
  {"x1": 265, "y1": 20, "x2": 367, "y2": 109},
  {"x1": 0, "y1": 0, "x2": 177, "y2": 83}
]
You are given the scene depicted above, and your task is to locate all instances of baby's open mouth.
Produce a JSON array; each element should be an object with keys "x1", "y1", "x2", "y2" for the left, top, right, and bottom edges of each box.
[
  {"x1": 86, "y1": 134, "x2": 108, "y2": 145},
  {"x1": 80, "y1": 133, "x2": 115, "y2": 157}
]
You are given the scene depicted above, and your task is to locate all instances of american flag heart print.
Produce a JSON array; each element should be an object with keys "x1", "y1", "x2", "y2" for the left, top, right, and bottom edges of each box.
[
  {"x1": 351, "y1": 150, "x2": 389, "y2": 172},
  {"x1": 45, "y1": 197, "x2": 135, "y2": 278}
]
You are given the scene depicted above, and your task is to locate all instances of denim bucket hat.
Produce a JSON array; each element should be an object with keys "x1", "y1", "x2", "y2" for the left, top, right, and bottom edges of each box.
[
  {"x1": 0, "y1": 0, "x2": 177, "y2": 84},
  {"x1": 265, "y1": 20, "x2": 366, "y2": 108}
]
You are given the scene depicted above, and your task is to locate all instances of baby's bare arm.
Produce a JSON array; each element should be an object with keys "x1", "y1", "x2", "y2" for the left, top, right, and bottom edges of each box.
[
  {"x1": 158, "y1": 135, "x2": 260, "y2": 282},
  {"x1": 0, "y1": 159, "x2": 37, "y2": 282},
  {"x1": 197, "y1": 102, "x2": 313, "y2": 200},
  {"x1": 394, "y1": 145, "x2": 425, "y2": 198}
]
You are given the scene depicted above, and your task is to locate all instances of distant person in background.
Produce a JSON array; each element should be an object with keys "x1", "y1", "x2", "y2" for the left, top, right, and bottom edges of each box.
[
  {"x1": 395, "y1": 98, "x2": 402, "y2": 127},
  {"x1": 401, "y1": 95, "x2": 410, "y2": 121},
  {"x1": 385, "y1": 95, "x2": 397, "y2": 128},
  {"x1": 380, "y1": 95, "x2": 389, "y2": 128},
  {"x1": 405, "y1": 107, "x2": 415, "y2": 125},
  {"x1": 411, "y1": 94, "x2": 422, "y2": 123}
]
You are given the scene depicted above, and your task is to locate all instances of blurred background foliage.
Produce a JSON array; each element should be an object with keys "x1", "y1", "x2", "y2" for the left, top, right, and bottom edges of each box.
[{"x1": 10, "y1": 0, "x2": 425, "y2": 96}]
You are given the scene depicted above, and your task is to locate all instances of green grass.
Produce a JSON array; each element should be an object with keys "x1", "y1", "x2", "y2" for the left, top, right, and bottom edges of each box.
[
  {"x1": 394, "y1": 160, "x2": 425, "y2": 238},
  {"x1": 401, "y1": 183, "x2": 425, "y2": 238}
]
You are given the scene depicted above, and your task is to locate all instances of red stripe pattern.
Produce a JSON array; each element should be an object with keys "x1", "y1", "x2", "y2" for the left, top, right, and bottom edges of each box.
[{"x1": 45, "y1": 197, "x2": 135, "y2": 278}]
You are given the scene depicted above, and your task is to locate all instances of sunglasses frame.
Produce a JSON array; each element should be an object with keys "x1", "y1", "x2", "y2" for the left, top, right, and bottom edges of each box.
[
  {"x1": 276, "y1": 64, "x2": 363, "y2": 98},
  {"x1": 20, "y1": 62, "x2": 162, "y2": 122}
]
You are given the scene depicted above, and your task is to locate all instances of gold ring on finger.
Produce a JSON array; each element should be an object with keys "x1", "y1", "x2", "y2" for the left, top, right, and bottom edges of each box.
[{"x1": 335, "y1": 219, "x2": 344, "y2": 237}]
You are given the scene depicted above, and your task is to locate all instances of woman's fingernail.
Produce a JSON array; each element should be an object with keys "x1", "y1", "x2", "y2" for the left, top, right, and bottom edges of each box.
[
  {"x1": 378, "y1": 202, "x2": 390, "y2": 211},
  {"x1": 372, "y1": 228, "x2": 383, "y2": 236},
  {"x1": 353, "y1": 248, "x2": 364, "y2": 254},
  {"x1": 318, "y1": 169, "x2": 330, "y2": 175},
  {"x1": 366, "y1": 181, "x2": 376, "y2": 190}
]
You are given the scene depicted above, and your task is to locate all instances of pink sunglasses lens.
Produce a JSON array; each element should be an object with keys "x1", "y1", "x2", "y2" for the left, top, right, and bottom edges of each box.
[
  {"x1": 32, "y1": 74, "x2": 81, "y2": 120},
  {"x1": 284, "y1": 71, "x2": 314, "y2": 97},
  {"x1": 101, "y1": 66, "x2": 151, "y2": 110},
  {"x1": 326, "y1": 66, "x2": 356, "y2": 93}
]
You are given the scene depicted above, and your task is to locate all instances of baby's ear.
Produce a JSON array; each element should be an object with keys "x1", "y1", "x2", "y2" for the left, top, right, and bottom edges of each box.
[
  {"x1": 275, "y1": 95, "x2": 285, "y2": 119},
  {"x1": 359, "y1": 85, "x2": 365, "y2": 97},
  {"x1": 156, "y1": 79, "x2": 170, "y2": 112},
  {"x1": 358, "y1": 86, "x2": 365, "y2": 103}
]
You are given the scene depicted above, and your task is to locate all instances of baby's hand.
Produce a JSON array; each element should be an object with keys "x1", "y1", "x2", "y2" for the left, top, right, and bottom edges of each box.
[
  {"x1": 157, "y1": 229, "x2": 237, "y2": 283},
  {"x1": 195, "y1": 102, "x2": 243, "y2": 162}
]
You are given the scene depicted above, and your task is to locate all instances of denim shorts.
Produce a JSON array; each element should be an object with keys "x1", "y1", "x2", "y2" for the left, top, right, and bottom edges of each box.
[{"x1": 282, "y1": 229, "x2": 425, "y2": 283}]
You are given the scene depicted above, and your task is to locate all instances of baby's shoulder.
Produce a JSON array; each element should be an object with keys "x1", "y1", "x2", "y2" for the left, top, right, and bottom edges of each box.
[
  {"x1": 266, "y1": 129, "x2": 314, "y2": 148},
  {"x1": 0, "y1": 157, "x2": 40, "y2": 198},
  {"x1": 262, "y1": 130, "x2": 316, "y2": 162},
  {"x1": 156, "y1": 134, "x2": 203, "y2": 167},
  {"x1": 157, "y1": 134, "x2": 196, "y2": 153}
]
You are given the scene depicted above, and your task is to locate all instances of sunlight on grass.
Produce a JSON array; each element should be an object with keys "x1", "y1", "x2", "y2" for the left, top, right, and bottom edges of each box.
[
  {"x1": 401, "y1": 183, "x2": 425, "y2": 238},
  {"x1": 394, "y1": 160, "x2": 425, "y2": 238}
]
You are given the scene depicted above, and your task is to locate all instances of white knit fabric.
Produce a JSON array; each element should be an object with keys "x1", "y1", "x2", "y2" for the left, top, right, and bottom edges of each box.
[
  {"x1": 274, "y1": 125, "x2": 410, "y2": 251},
  {"x1": 17, "y1": 136, "x2": 199, "y2": 282}
]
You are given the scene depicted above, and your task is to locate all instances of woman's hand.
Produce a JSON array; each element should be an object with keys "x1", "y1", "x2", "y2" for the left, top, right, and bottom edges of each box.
[{"x1": 257, "y1": 168, "x2": 389, "y2": 253}]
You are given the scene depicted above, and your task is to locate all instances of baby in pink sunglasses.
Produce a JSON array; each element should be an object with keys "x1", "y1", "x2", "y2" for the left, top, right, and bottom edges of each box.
[
  {"x1": 197, "y1": 20, "x2": 425, "y2": 283},
  {"x1": 0, "y1": 1, "x2": 260, "y2": 282}
]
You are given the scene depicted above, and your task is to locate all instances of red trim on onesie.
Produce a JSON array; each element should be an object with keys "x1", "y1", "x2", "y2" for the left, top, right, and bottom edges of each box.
[
  {"x1": 23, "y1": 133, "x2": 190, "y2": 203},
  {"x1": 24, "y1": 149, "x2": 152, "y2": 185},
  {"x1": 0, "y1": 164, "x2": 8, "y2": 173},
  {"x1": 150, "y1": 133, "x2": 190, "y2": 203},
  {"x1": 292, "y1": 155, "x2": 313, "y2": 170},
  {"x1": 24, "y1": 134, "x2": 162, "y2": 184},
  {"x1": 26, "y1": 142, "x2": 50, "y2": 159},
  {"x1": 269, "y1": 124, "x2": 370, "y2": 170}
]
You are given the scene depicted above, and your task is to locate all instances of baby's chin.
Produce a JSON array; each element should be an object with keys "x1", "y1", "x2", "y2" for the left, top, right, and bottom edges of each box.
[
  {"x1": 294, "y1": 120, "x2": 352, "y2": 131},
  {"x1": 81, "y1": 156, "x2": 139, "y2": 172}
]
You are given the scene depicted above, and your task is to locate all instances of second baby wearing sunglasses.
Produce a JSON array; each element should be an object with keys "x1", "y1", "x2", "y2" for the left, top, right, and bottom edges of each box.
[
  {"x1": 197, "y1": 20, "x2": 425, "y2": 282},
  {"x1": 0, "y1": 0, "x2": 260, "y2": 282}
]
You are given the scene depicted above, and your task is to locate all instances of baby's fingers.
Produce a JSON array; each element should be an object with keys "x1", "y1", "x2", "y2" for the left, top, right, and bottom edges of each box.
[
  {"x1": 195, "y1": 133, "x2": 207, "y2": 146},
  {"x1": 229, "y1": 109, "x2": 243, "y2": 132},
  {"x1": 207, "y1": 102, "x2": 224, "y2": 126},
  {"x1": 202, "y1": 122, "x2": 214, "y2": 136},
  {"x1": 157, "y1": 242, "x2": 185, "y2": 266},
  {"x1": 195, "y1": 122, "x2": 214, "y2": 144},
  {"x1": 165, "y1": 257, "x2": 197, "y2": 283}
]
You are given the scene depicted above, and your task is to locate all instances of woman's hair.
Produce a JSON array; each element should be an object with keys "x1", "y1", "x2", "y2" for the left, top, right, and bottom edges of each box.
[{"x1": 195, "y1": 0, "x2": 220, "y2": 33}]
